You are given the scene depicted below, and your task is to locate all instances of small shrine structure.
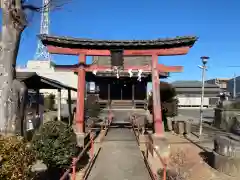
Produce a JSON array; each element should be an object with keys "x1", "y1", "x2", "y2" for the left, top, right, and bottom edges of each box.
[{"x1": 39, "y1": 35, "x2": 197, "y2": 137}]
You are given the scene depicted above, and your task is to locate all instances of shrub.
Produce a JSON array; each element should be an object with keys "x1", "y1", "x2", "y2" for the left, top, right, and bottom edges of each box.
[
  {"x1": 31, "y1": 121, "x2": 79, "y2": 169},
  {"x1": 147, "y1": 82, "x2": 178, "y2": 117},
  {"x1": 0, "y1": 135, "x2": 36, "y2": 180},
  {"x1": 170, "y1": 150, "x2": 189, "y2": 180},
  {"x1": 157, "y1": 149, "x2": 190, "y2": 180}
]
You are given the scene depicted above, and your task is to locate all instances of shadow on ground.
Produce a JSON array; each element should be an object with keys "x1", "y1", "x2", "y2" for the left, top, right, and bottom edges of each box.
[{"x1": 199, "y1": 151, "x2": 214, "y2": 168}]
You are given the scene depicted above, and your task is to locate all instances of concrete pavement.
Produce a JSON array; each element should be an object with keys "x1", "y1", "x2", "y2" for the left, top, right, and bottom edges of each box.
[
  {"x1": 178, "y1": 108, "x2": 215, "y2": 124},
  {"x1": 86, "y1": 128, "x2": 151, "y2": 180}
]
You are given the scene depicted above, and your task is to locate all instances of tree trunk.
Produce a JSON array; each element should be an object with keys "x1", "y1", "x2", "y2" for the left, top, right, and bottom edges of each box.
[{"x1": 0, "y1": 0, "x2": 28, "y2": 135}]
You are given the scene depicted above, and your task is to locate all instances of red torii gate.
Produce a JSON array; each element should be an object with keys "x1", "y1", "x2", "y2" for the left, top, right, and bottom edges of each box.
[{"x1": 39, "y1": 35, "x2": 197, "y2": 137}]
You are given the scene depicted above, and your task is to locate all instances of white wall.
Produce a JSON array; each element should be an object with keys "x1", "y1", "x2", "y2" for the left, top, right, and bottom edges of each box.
[{"x1": 178, "y1": 97, "x2": 209, "y2": 107}]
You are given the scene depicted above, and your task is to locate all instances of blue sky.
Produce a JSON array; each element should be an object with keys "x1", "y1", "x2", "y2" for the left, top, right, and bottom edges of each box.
[{"x1": 1, "y1": 0, "x2": 240, "y2": 82}]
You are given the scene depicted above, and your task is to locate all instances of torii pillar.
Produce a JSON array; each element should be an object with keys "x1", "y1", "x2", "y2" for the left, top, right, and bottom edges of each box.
[
  {"x1": 152, "y1": 54, "x2": 163, "y2": 135},
  {"x1": 76, "y1": 54, "x2": 86, "y2": 136}
]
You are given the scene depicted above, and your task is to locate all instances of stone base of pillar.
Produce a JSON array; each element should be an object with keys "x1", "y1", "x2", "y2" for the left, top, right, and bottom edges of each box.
[
  {"x1": 151, "y1": 134, "x2": 170, "y2": 159},
  {"x1": 76, "y1": 132, "x2": 86, "y2": 147},
  {"x1": 152, "y1": 133, "x2": 165, "y2": 138}
]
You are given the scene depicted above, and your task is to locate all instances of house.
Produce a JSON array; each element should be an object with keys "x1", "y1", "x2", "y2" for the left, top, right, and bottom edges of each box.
[
  {"x1": 172, "y1": 81, "x2": 220, "y2": 107},
  {"x1": 205, "y1": 78, "x2": 230, "y2": 91}
]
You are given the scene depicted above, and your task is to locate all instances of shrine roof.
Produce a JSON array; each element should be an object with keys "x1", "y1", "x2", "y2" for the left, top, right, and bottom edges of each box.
[
  {"x1": 16, "y1": 72, "x2": 77, "y2": 91},
  {"x1": 39, "y1": 34, "x2": 197, "y2": 50}
]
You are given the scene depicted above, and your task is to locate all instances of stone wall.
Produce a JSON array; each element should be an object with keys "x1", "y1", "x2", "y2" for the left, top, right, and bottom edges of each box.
[{"x1": 214, "y1": 108, "x2": 240, "y2": 132}]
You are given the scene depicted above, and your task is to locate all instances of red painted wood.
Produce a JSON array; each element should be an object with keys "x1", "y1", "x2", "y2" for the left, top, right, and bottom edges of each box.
[
  {"x1": 47, "y1": 46, "x2": 190, "y2": 56},
  {"x1": 157, "y1": 64, "x2": 183, "y2": 72},
  {"x1": 76, "y1": 54, "x2": 86, "y2": 133},
  {"x1": 55, "y1": 64, "x2": 183, "y2": 73},
  {"x1": 151, "y1": 54, "x2": 163, "y2": 136}
]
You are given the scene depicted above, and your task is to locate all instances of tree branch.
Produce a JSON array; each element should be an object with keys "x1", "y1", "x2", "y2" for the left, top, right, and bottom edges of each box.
[
  {"x1": 22, "y1": 0, "x2": 71, "y2": 12},
  {"x1": 22, "y1": 0, "x2": 51, "y2": 12}
]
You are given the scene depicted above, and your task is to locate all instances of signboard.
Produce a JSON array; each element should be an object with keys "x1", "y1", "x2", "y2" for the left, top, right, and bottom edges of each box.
[{"x1": 89, "y1": 82, "x2": 95, "y2": 93}]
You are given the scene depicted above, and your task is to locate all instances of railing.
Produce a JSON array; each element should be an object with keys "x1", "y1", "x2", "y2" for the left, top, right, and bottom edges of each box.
[
  {"x1": 151, "y1": 144, "x2": 167, "y2": 180},
  {"x1": 59, "y1": 129, "x2": 96, "y2": 180},
  {"x1": 131, "y1": 115, "x2": 167, "y2": 180},
  {"x1": 134, "y1": 103, "x2": 146, "y2": 109},
  {"x1": 60, "y1": 109, "x2": 113, "y2": 180}
]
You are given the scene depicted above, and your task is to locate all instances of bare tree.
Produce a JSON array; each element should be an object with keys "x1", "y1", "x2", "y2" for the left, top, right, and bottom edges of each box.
[{"x1": 0, "y1": 0, "x2": 69, "y2": 136}]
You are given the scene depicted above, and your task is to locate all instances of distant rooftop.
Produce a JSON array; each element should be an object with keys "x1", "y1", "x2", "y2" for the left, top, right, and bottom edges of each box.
[
  {"x1": 206, "y1": 78, "x2": 231, "y2": 81},
  {"x1": 172, "y1": 80, "x2": 219, "y2": 88}
]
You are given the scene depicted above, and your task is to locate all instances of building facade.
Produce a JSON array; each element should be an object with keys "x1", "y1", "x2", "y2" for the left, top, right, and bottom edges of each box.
[
  {"x1": 227, "y1": 76, "x2": 240, "y2": 98},
  {"x1": 172, "y1": 81, "x2": 220, "y2": 107},
  {"x1": 205, "y1": 78, "x2": 230, "y2": 91}
]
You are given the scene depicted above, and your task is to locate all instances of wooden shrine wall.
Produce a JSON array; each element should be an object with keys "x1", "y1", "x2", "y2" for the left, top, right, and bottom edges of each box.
[
  {"x1": 92, "y1": 56, "x2": 151, "y2": 66},
  {"x1": 94, "y1": 77, "x2": 147, "y2": 101}
]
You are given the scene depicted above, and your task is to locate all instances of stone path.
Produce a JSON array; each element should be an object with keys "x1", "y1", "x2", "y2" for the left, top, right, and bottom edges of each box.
[{"x1": 86, "y1": 128, "x2": 151, "y2": 180}]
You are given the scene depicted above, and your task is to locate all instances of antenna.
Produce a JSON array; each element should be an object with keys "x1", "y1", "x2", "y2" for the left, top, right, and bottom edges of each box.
[{"x1": 34, "y1": 0, "x2": 51, "y2": 61}]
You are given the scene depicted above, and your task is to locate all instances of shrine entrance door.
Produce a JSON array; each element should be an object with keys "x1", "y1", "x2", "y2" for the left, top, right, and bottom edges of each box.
[{"x1": 110, "y1": 79, "x2": 132, "y2": 100}]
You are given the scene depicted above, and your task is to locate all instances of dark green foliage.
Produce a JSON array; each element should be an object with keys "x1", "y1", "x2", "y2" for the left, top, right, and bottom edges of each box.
[
  {"x1": 44, "y1": 93, "x2": 55, "y2": 111},
  {"x1": 160, "y1": 82, "x2": 177, "y2": 102},
  {"x1": 0, "y1": 135, "x2": 36, "y2": 180},
  {"x1": 148, "y1": 82, "x2": 178, "y2": 117},
  {"x1": 85, "y1": 94, "x2": 101, "y2": 118},
  {"x1": 162, "y1": 99, "x2": 178, "y2": 117},
  {"x1": 31, "y1": 121, "x2": 79, "y2": 169}
]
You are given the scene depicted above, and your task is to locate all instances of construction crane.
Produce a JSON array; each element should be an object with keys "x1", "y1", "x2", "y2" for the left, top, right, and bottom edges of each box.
[{"x1": 34, "y1": 0, "x2": 51, "y2": 61}]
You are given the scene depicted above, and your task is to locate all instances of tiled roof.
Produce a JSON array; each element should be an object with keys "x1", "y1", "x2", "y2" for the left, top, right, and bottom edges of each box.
[
  {"x1": 16, "y1": 72, "x2": 77, "y2": 91},
  {"x1": 39, "y1": 34, "x2": 197, "y2": 50},
  {"x1": 92, "y1": 56, "x2": 151, "y2": 66},
  {"x1": 172, "y1": 80, "x2": 219, "y2": 88}
]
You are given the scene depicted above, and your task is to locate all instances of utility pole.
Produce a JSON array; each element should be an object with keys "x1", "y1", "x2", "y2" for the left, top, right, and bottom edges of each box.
[
  {"x1": 233, "y1": 73, "x2": 236, "y2": 99},
  {"x1": 198, "y1": 56, "x2": 209, "y2": 138}
]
